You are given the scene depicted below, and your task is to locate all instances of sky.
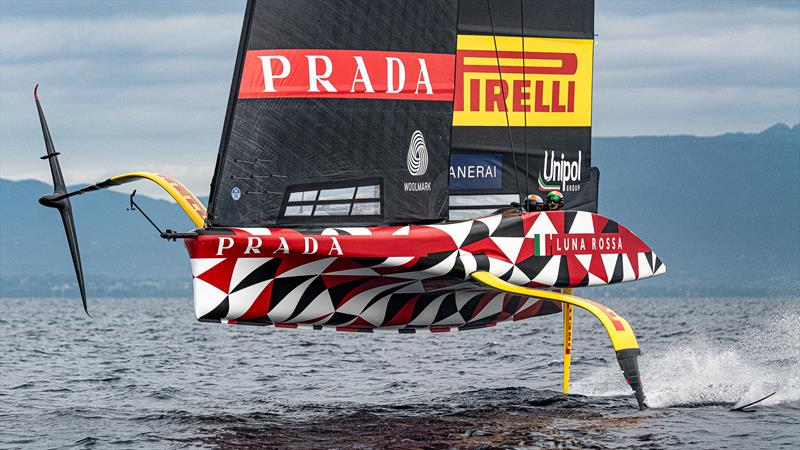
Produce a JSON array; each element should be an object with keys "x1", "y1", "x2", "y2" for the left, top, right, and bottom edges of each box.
[{"x1": 1, "y1": 0, "x2": 799, "y2": 199}]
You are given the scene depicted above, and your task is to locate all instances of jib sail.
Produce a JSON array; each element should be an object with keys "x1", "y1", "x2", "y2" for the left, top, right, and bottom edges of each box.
[
  {"x1": 207, "y1": 0, "x2": 459, "y2": 227},
  {"x1": 449, "y1": 0, "x2": 598, "y2": 219}
]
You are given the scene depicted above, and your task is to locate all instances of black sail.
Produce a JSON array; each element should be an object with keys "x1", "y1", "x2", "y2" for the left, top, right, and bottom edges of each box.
[
  {"x1": 208, "y1": 0, "x2": 598, "y2": 228},
  {"x1": 449, "y1": 0, "x2": 598, "y2": 219},
  {"x1": 208, "y1": 0, "x2": 459, "y2": 227}
]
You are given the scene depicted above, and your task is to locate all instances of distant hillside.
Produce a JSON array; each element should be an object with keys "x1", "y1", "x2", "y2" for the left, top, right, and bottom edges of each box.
[
  {"x1": 1, "y1": 124, "x2": 798, "y2": 298},
  {"x1": 590, "y1": 123, "x2": 799, "y2": 297},
  {"x1": 0, "y1": 179, "x2": 204, "y2": 297}
]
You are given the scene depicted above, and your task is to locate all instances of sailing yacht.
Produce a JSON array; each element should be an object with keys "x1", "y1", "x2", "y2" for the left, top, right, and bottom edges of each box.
[{"x1": 34, "y1": 0, "x2": 664, "y2": 409}]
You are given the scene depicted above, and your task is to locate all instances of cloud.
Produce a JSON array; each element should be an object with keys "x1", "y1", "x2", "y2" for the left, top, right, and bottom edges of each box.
[
  {"x1": 596, "y1": 7, "x2": 798, "y2": 84},
  {"x1": 594, "y1": 1, "x2": 800, "y2": 135},
  {"x1": 0, "y1": 5, "x2": 244, "y2": 198},
  {"x1": 1, "y1": 0, "x2": 798, "y2": 199},
  {"x1": 1, "y1": 14, "x2": 243, "y2": 62}
]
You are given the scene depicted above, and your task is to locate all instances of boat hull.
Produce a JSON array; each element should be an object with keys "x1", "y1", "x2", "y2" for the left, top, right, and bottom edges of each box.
[{"x1": 185, "y1": 211, "x2": 665, "y2": 331}]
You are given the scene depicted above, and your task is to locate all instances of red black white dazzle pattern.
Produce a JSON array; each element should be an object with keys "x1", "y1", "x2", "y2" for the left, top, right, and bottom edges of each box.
[{"x1": 184, "y1": 211, "x2": 665, "y2": 331}]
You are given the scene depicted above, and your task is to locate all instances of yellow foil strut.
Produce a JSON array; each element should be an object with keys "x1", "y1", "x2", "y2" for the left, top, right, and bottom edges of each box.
[
  {"x1": 108, "y1": 172, "x2": 207, "y2": 228},
  {"x1": 562, "y1": 291, "x2": 574, "y2": 394},
  {"x1": 470, "y1": 271, "x2": 639, "y2": 352},
  {"x1": 471, "y1": 272, "x2": 646, "y2": 409}
]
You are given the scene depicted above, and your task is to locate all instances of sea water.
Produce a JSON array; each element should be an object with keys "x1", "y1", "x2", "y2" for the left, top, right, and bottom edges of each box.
[{"x1": 1, "y1": 296, "x2": 798, "y2": 449}]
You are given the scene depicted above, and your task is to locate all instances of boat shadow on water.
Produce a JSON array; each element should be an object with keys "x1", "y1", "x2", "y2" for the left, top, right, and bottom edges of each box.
[{"x1": 162, "y1": 388, "x2": 663, "y2": 449}]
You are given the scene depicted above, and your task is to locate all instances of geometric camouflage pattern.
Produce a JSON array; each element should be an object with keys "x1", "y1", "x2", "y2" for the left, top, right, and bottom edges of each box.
[{"x1": 185, "y1": 211, "x2": 665, "y2": 332}]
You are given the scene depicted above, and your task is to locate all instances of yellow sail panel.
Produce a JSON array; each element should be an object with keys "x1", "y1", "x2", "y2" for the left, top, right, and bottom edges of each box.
[{"x1": 453, "y1": 35, "x2": 593, "y2": 127}]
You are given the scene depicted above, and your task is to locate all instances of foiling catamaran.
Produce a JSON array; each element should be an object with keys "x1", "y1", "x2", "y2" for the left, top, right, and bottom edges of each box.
[{"x1": 35, "y1": 0, "x2": 664, "y2": 409}]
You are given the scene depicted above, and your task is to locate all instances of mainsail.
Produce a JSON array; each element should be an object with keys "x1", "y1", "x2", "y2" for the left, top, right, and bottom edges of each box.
[
  {"x1": 208, "y1": 0, "x2": 598, "y2": 227},
  {"x1": 208, "y1": 0, "x2": 459, "y2": 227}
]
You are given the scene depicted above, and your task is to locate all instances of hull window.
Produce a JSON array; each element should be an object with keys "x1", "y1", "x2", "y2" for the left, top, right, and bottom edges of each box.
[{"x1": 279, "y1": 179, "x2": 383, "y2": 225}]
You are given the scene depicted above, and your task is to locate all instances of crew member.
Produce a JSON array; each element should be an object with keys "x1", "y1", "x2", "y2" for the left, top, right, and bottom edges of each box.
[
  {"x1": 523, "y1": 194, "x2": 547, "y2": 212},
  {"x1": 546, "y1": 191, "x2": 565, "y2": 210}
]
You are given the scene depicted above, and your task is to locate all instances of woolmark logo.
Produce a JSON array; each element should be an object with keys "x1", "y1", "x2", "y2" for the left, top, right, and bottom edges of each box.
[{"x1": 406, "y1": 130, "x2": 428, "y2": 176}]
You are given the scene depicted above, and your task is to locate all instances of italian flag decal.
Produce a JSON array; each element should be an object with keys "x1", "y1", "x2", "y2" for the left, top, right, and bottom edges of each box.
[{"x1": 534, "y1": 234, "x2": 548, "y2": 256}]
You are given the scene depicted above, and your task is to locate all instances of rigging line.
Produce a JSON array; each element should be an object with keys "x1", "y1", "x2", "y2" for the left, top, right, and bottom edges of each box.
[
  {"x1": 521, "y1": 0, "x2": 529, "y2": 197},
  {"x1": 486, "y1": 0, "x2": 523, "y2": 204},
  {"x1": 127, "y1": 190, "x2": 163, "y2": 235}
]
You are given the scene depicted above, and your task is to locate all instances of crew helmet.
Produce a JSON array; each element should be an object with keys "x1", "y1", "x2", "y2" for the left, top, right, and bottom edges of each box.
[
  {"x1": 524, "y1": 194, "x2": 546, "y2": 212},
  {"x1": 546, "y1": 191, "x2": 564, "y2": 210}
]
